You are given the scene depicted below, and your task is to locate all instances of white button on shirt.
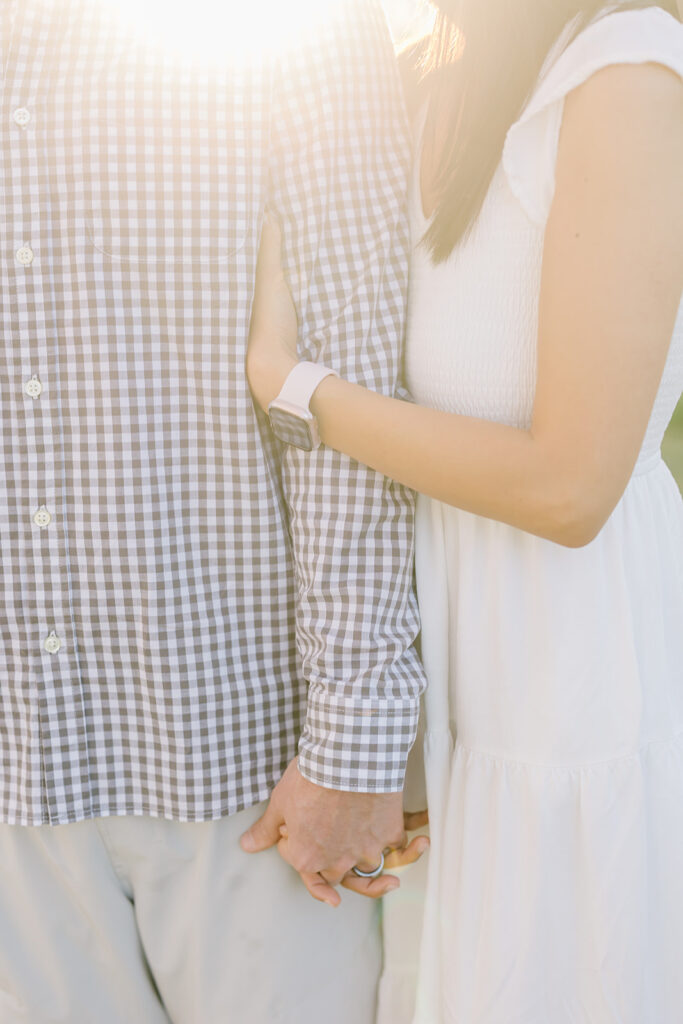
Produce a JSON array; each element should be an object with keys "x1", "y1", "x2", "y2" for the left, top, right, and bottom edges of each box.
[
  {"x1": 24, "y1": 375, "x2": 43, "y2": 398},
  {"x1": 44, "y1": 632, "x2": 61, "y2": 655},
  {"x1": 15, "y1": 246, "x2": 34, "y2": 266},
  {"x1": 13, "y1": 108, "x2": 31, "y2": 127},
  {"x1": 33, "y1": 506, "x2": 52, "y2": 528}
]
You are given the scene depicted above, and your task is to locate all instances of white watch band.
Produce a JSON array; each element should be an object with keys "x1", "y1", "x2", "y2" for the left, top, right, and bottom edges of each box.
[{"x1": 273, "y1": 361, "x2": 337, "y2": 412}]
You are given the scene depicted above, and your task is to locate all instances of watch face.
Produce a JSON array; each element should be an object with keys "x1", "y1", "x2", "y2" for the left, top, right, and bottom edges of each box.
[{"x1": 268, "y1": 401, "x2": 320, "y2": 451}]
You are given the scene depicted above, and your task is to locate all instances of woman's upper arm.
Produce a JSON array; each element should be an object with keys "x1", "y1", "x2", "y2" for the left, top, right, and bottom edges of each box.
[{"x1": 532, "y1": 61, "x2": 683, "y2": 537}]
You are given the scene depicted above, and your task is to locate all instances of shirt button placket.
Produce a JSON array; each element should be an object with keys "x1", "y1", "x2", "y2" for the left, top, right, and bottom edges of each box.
[
  {"x1": 14, "y1": 230, "x2": 63, "y2": 666},
  {"x1": 4, "y1": 22, "x2": 85, "y2": 823}
]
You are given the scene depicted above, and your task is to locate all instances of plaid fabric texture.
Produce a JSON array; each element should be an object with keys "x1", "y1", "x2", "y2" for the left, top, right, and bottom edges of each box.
[{"x1": 0, "y1": 0, "x2": 425, "y2": 825}]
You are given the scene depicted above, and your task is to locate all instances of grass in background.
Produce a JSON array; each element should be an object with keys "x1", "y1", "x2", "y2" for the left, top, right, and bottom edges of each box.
[{"x1": 663, "y1": 398, "x2": 683, "y2": 492}]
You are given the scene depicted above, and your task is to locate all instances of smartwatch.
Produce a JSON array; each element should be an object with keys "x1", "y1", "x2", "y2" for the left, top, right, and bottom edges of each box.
[{"x1": 268, "y1": 361, "x2": 338, "y2": 451}]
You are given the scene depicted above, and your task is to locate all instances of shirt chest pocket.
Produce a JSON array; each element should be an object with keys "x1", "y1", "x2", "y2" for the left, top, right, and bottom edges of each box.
[{"x1": 85, "y1": 107, "x2": 251, "y2": 266}]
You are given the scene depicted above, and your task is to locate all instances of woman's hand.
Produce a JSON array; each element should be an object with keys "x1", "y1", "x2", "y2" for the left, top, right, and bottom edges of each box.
[
  {"x1": 341, "y1": 808, "x2": 429, "y2": 899},
  {"x1": 247, "y1": 217, "x2": 300, "y2": 411}
]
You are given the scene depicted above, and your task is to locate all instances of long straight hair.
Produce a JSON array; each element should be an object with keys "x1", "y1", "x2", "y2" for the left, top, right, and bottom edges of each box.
[{"x1": 419, "y1": 0, "x2": 681, "y2": 263}]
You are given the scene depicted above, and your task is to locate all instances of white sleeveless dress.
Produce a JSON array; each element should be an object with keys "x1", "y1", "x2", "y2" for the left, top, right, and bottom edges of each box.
[{"x1": 403, "y1": 9, "x2": 683, "y2": 1023}]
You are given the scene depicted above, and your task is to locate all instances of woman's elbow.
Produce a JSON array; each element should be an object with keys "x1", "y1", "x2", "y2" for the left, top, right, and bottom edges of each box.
[
  {"x1": 536, "y1": 481, "x2": 615, "y2": 549},
  {"x1": 550, "y1": 515, "x2": 605, "y2": 549}
]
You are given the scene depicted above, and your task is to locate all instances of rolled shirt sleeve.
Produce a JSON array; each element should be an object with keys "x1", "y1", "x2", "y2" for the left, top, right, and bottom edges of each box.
[{"x1": 267, "y1": 0, "x2": 426, "y2": 792}]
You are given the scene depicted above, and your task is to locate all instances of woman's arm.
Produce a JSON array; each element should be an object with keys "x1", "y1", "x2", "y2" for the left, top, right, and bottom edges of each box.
[{"x1": 249, "y1": 62, "x2": 683, "y2": 548}]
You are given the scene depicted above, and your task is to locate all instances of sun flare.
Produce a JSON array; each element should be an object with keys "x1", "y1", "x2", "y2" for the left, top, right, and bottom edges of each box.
[{"x1": 101, "y1": 0, "x2": 344, "y2": 66}]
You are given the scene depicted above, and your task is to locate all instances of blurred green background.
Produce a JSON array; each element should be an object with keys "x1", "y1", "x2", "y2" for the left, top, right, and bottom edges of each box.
[{"x1": 664, "y1": 399, "x2": 683, "y2": 492}]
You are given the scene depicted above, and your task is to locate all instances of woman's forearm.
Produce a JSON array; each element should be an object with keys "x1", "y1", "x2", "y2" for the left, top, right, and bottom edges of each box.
[{"x1": 311, "y1": 377, "x2": 602, "y2": 547}]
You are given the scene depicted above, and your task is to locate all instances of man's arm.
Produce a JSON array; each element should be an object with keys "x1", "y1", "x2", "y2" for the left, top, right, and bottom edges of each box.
[
  {"x1": 269, "y1": 0, "x2": 425, "y2": 794},
  {"x1": 241, "y1": 0, "x2": 427, "y2": 899}
]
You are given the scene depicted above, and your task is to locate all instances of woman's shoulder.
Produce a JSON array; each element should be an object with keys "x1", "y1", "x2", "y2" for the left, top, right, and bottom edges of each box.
[
  {"x1": 534, "y1": 6, "x2": 683, "y2": 113},
  {"x1": 501, "y1": 6, "x2": 682, "y2": 226}
]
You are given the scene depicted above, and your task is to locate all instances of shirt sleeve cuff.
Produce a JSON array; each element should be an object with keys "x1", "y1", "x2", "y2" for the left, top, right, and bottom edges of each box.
[{"x1": 297, "y1": 685, "x2": 421, "y2": 793}]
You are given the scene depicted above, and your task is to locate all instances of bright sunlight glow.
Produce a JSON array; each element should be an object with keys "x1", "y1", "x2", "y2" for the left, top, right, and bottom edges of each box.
[{"x1": 101, "y1": 0, "x2": 344, "y2": 67}]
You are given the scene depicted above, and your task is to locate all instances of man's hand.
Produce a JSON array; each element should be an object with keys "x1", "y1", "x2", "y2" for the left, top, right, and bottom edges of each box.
[{"x1": 240, "y1": 758, "x2": 428, "y2": 906}]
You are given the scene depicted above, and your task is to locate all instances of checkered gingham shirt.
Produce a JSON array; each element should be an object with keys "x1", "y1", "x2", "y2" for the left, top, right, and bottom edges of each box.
[{"x1": 0, "y1": 0, "x2": 425, "y2": 825}]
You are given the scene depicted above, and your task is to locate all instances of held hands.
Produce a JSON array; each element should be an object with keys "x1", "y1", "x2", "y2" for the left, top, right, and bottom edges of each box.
[
  {"x1": 240, "y1": 758, "x2": 429, "y2": 905},
  {"x1": 247, "y1": 217, "x2": 299, "y2": 411}
]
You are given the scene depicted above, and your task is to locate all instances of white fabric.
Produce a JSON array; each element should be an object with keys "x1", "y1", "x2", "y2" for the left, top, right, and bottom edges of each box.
[{"x1": 402, "y1": 8, "x2": 683, "y2": 1023}]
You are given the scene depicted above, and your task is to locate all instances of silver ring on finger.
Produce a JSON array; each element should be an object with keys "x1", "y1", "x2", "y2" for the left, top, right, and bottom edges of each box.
[{"x1": 351, "y1": 851, "x2": 385, "y2": 878}]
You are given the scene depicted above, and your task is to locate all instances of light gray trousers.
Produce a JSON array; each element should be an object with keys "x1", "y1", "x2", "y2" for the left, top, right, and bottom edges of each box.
[{"x1": 0, "y1": 801, "x2": 381, "y2": 1024}]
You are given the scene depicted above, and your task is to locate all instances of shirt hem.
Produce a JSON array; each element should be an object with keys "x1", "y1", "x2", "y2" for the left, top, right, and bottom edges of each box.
[{"x1": 0, "y1": 782, "x2": 278, "y2": 828}]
